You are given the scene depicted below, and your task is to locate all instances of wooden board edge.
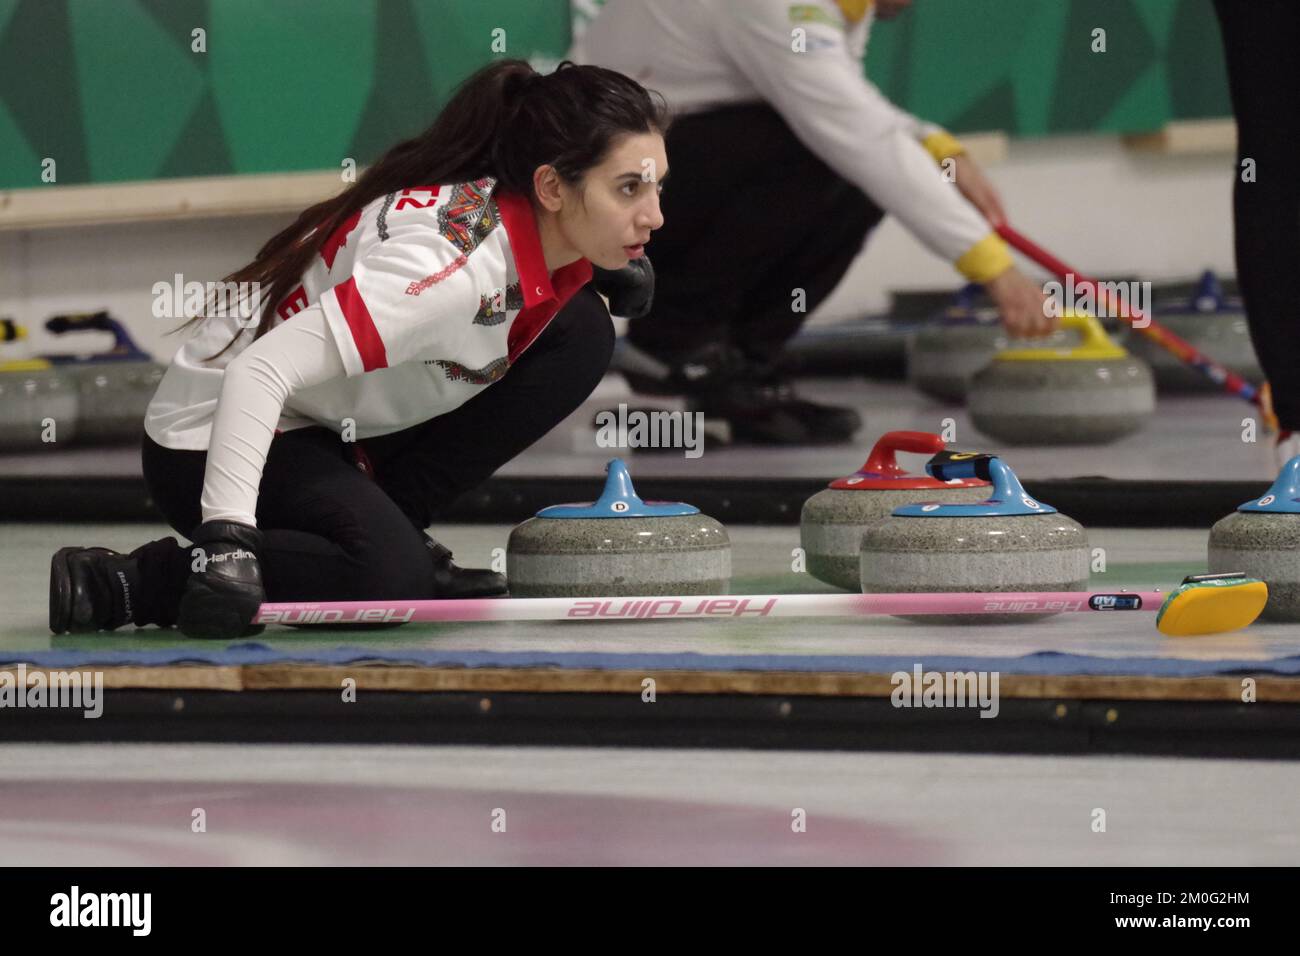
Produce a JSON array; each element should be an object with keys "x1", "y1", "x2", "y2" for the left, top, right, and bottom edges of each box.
[
  {"x1": 0, "y1": 170, "x2": 347, "y2": 232},
  {"x1": 5, "y1": 663, "x2": 1285, "y2": 703},
  {"x1": 1122, "y1": 119, "x2": 1237, "y2": 155}
]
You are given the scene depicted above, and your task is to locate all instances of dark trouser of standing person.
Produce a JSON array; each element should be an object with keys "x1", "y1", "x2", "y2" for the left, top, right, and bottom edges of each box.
[
  {"x1": 1213, "y1": 0, "x2": 1300, "y2": 433},
  {"x1": 51, "y1": 287, "x2": 614, "y2": 633},
  {"x1": 616, "y1": 102, "x2": 886, "y2": 445}
]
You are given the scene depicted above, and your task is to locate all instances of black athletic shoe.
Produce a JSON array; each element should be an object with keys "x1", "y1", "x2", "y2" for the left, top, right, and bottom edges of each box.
[
  {"x1": 785, "y1": 399, "x2": 863, "y2": 442},
  {"x1": 688, "y1": 378, "x2": 813, "y2": 445},
  {"x1": 690, "y1": 375, "x2": 862, "y2": 446},
  {"x1": 616, "y1": 341, "x2": 748, "y2": 397},
  {"x1": 424, "y1": 535, "x2": 509, "y2": 598},
  {"x1": 752, "y1": 372, "x2": 863, "y2": 443},
  {"x1": 617, "y1": 340, "x2": 862, "y2": 446},
  {"x1": 49, "y1": 546, "x2": 141, "y2": 634}
]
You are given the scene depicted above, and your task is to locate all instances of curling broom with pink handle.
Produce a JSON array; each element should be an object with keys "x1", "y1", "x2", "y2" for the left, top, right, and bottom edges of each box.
[
  {"x1": 256, "y1": 590, "x2": 1164, "y2": 627},
  {"x1": 253, "y1": 575, "x2": 1269, "y2": 637}
]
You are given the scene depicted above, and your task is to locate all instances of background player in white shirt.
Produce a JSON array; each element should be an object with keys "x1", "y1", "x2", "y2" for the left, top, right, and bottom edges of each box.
[
  {"x1": 50, "y1": 60, "x2": 670, "y2": 640},
  {"x1": 571, "y1": 0, "x2": 1052, "y2": 444}
]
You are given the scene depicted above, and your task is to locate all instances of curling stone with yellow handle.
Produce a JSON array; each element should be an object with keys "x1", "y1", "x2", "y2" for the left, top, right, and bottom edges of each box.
[
  {"x1": 1, "y1": 318, "x2": 81, "y2": 448},
  {"x1": 0, "y1": 356, "x2": 81, "y2": 450},
  {"x1": 41, "y1": 311, "x2": 165, "y2": 445},
  {"x1": 968, "y1": 311, "x2": 1155, "y2": 445}
]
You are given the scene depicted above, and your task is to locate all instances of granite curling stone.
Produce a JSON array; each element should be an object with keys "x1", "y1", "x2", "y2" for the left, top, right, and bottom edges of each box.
[
  {"x1": 1123, "y1": 271, "x2": 1263, "y2": 393},
  {"x1": 800, "y1": 430, "x2": 990, "y2": 590},
  {"x1": 507, "y1": 458, "x2": 730, "y2": 597},
  {"x1": 0, "y1": 356, "x2": 80, "y2": 450},
  {"x1": 906, "y1": 286, "x2": 1082, "y2": 404},
  {"x1": 1208, "y1": 455, "x2": 1300, "y2": 622},
  {"x1": 859, "y1": 452, "x2": 1090, "y2": 623},
  {"x1": 41, "y1": 311, "x2": 165, "y2": 445},
  {"x1": 968, "y1": 311, "x2": 1155, "y2": 445},
  {"x1": 0, "y1": 319, "x2": 80, "y2": 450},
  {"x1": 906, "y1": 306, "x2": 1007, "y2": 403}
]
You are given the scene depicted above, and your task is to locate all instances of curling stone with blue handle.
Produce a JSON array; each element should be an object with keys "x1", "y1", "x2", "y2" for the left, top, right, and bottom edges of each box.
[
  {"x1": 969, "y1": 312, "x2": 1155, "y2": 445},
  {"x1": 1208, "y1": 456, "x2": 1300, "y2": 621},
  {"x1": 507, "y1": 458, "x2": 730, "y2": 597},
  {"x1": 800, "y1": 430, "x2": 990, "y2": 590},
  {"x1": 1123, "y1": 271, "x2": 1262, "y2": 392},
  {"x1": 41, "y1": 311, "x2": 165, "y2": 445},
  {"x1": 859, "y1": 452, "x2": 1090, "y2": 623}
]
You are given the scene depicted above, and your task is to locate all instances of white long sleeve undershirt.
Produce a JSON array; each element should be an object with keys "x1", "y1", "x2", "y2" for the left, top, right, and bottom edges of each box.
[{"x1": 198, "y1": 305, "x2": 346, "y2": 529}]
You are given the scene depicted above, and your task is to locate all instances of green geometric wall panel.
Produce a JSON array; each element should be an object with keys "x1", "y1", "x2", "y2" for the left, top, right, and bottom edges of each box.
[
  {"x1": 347, "y1": 0, "x2": 439, "y2": 162},
  {"x1": 0, "y1": 0, "x2": 1233, "y2": 191},
  {"x1": 1049, "y1": 0, "x2": 1161, "y2": 132},
  {"x1": 898, "y1": 0, "x2": 1050, "y2": 132},
  {"x1": 70, "y1": 0, "x2": 208, "y2": 182},
  {"x1": 0, "y1": 0, "x2": 89, "y2": 186},
  {"x1": 209, "y1": 1, "x2": 378, "y2": 174},
  {"x1": 1166, "y1": 0, "x2": 1231, "y2": 120}
]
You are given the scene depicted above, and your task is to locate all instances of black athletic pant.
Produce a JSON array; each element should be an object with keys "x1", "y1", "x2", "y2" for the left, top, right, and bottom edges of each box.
[
  {"x1": 629, "y1": 102, "x2": 885, "y2": 365},
  {"x1": 1214, "y1": 0, "x2": 1300, "y2": 430},
  {"x1": 128, "y1": 287, "x2": 614, "y2": 628}
]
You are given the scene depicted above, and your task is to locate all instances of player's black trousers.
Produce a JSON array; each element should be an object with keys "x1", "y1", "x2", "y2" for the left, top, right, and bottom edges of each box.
[
  {"x1": 128, "y1": 287, "x2": 613, "y2": 627},
  {"x1": 627, "y1": 102, "x2": 886, "y2": 366},
  {"x1": 1214, "y1": 0, "x2": 1300, "y2": 430}
]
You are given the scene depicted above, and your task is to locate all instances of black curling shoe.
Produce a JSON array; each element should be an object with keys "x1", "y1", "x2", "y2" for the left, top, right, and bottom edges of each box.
[
  {"x1": 49, "y1": 546, "x2": 142, "y2": 634},
  {"x1": 689, "y1": 376, "x2": 863, "y2": 446},
  {"x1": 424, "y1": 534, "x2": 509, "y2": 598}
]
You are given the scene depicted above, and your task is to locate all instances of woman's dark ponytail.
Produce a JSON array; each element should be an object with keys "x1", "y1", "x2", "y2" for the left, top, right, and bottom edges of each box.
[{"x1": 177, "y1": 59, "x2": 668, "y2": 361}]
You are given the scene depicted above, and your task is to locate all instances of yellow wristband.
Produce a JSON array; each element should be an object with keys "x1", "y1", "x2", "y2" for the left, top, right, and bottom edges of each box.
[
  {"x1": 922, "y1": 130, "x2": 967, "y2": 164},
  {"x1": 835, "y1": 0, "x2": 872, "y2": 23},
  {"x1": 955, "y1": 234, "x2": 1015, "y2": 284}
]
